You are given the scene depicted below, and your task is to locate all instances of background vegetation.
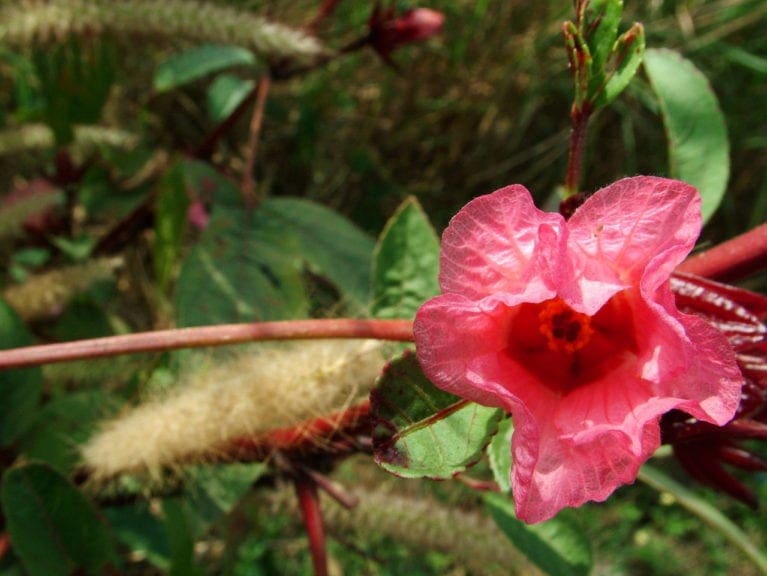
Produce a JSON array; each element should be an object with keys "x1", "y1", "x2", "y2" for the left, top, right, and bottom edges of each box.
[{"x1": 0, "y1": 0, "x2": 765, "y2": 574}]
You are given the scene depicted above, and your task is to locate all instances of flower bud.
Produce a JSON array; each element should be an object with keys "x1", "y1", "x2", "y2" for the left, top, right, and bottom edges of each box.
[{"x1": 369, "y1": 7, "x2": 445, "y2": 60}]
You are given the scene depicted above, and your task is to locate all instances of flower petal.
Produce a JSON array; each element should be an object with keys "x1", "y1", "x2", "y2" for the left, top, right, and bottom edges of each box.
[
  {"x1": 414, "y1": 293, "x2": 513, "y2": 407},
  {"x1": 660, "y1": 306, "x2": 743, "y2": 425},
  {"x1": 439, "y1": 186, "x2": 566, "y2": 301},
  {"x1": 512, "y1": 418, "x2": 660, "y2": 523},
  {"x1": 567, "y1": 177, "x2": 701, "y2": 313}
]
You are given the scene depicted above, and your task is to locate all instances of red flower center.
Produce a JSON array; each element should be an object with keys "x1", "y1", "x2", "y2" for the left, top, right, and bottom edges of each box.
[
  {"x1": 538, "y1": 299, "x2": 593, "y2": 353},
  {"x1": 506, "y1": 294, "x2": 638, "y2": 394}
]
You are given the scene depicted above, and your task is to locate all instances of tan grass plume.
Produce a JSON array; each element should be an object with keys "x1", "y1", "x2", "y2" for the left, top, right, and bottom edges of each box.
[{"x1": 81, "y1": 339, "x2": 385, "y2": 480}]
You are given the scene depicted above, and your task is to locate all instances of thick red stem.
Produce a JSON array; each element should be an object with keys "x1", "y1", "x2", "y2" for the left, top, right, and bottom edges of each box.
[
  {"x1": 295, "y1": 475, "x2": 329, "y2": 576},
  {"x1": 677, "y1": 221, "x2": 767, "y2": 281},
  {"x1": 229, "y1": 401, "x2": 372, "y2": 462},
  {"x1": 564, "y1": 103, "x2": 592, "y2": 196},
  {"x1": 0, "y1": 319, "x2": 413, "y2": 370}
]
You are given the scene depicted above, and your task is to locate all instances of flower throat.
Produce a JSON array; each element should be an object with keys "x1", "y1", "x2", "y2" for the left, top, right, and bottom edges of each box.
[{"x1": 537, "y1": 298, "x2": 593, "y2": 353}]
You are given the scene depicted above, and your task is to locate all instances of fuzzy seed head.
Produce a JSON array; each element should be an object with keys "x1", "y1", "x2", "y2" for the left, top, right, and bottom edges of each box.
[{"x1": 81, "y1": 340, "x2": 385, "y2": 480}]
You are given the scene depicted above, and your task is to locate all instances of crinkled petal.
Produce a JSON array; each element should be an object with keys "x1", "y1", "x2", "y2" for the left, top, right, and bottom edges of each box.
[
  {"x1": 439, "y1": 186, "x2": 566, "y2": 301},
  {"x1": 567, "y1": 177, "x2": 701, "y2": 313},
  {"x1": 512, "y1": 417, "x2": 660, "y2": 523},
  {"x1": 414, "y1": 293, "x2": 513, "y2": 407},
  {"x1": 646, "y1": 286, "x2": 743, "y2": 425},
  {"x1": 509, "y1": 334, "x2": 673, "y2": 523},
  {"x1": 510, "y1": 287, "x2": 741, "y2": 523}
]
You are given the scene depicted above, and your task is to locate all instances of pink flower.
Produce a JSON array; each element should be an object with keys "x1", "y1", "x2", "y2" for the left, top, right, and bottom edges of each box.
[{"x1": 414, "y1": 177, "x2": 743, "y2": 523}]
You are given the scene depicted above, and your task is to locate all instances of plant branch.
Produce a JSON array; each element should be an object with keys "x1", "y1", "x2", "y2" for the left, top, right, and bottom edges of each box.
[
  {"x1": 677, "y1": 221, "x2": 767, "y2": 281},
  {"x1": 295, "y1": 474, "x2": 329, "y2": 576},
  {"x1": 193, "y1": 87, "x2": 258, "y2": 160},
  {"x1": 563, "y1": 102, "x2": 592, "y2": 197},
  {"x1": 0, "y1": 532, "x2": 9, "y2": 563},
  {"x1": 0, "y1": 319, "x2": 414, "y2": 370},
  {"x1": 241, "y1": 74, "x2": 272, "y2": 208}
]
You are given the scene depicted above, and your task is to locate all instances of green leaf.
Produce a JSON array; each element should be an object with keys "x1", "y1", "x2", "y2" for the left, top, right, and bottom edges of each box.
[
  {"x1": 163, "y1": 499, "x2": 203, "y2": 576},
  {"x1": 154, "y1": 163, "x2": 190, "y2": 291},
  {"x1": 18, "y1": 391, "x2": 120, "y2": 473},
  {"x1": 638, "y1": 465, "x2": 767, "y2": 574},
  {"x1": 154, "y1": 44, "x2": 257, "y2": 92},
  {"x1": 596, "y1": 23, "x2": 645, "y2": 107},
  {"x1": 183, "y1": 462, "x2": 266, "y2": 536},
  {"x1": 371, "y1": 197, "x2": 440, "y2": 320},
  {"x1": 207, "y1": 73, "x2": 255, "y2": 122},
  {"x1": 261, "y1": 198, "x2": 375, "y2": 308},
  {"x1": 104, "y1": 504, "x2": 171, "y2": 570},
  {"x1": 1, "y1": 463, "x2": 117, "y2": 576},
  {"x1": 32, "y1": 39, "x2": 116, "y2": 145},
  {"x1": 0, "y1": 300, "x2": 42, "y2": 446},
  {"x1": 584, "y1": 0, "x2": 623, "y2": 72},
  {"x1": 175, "y1": 205, "x2": 308, "y2": 326},
  {"x1": 562, "y1": 21, "x2": 592, "y2": 108},
  {"x1": 50, "y1": 234, "x2": 95, "y2": 261},
  {"x1": 487, "y1": 416, "x2": 514, "y2": 493},
  {"x1": 644, "y1": 48, "x2": 730, "y2": 224},
  {"x1": 371, "y1": 352, "x2": 503, "y2": 479},
  {"x1": 485, "y1": 492, "x2": 592, "y2": 576}
]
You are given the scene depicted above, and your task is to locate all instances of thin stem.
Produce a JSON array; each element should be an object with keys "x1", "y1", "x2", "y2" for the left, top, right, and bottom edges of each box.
[
  {"x1": 193, "y1": 86, "x2": 258, "y2": 160},
  {"x1": 0, "y1": 319, "x2": 414, "y2": 370},
  {"x1": 306, "y1": 0, "x2": 341, "y2": 33},
  {"x1": 454, "y1": 474, "x2": 500, "y2": 492},
  {"x1": 563, "y1": 102, "x2": 592, "y2": 197},
  {"x1": 676, "y1": 221, "x2": 767, "y2": 281},
  {"x1": 301, "y1": 467, "x2": 359, "y2": 510},
  {"x1": 0, "y1": 532, "x2": 9, "y2": 563},
  {"x1": 241, "y1": 73, "x2": 272, "y2": 208},
  {"x1": 295, "y1": 475, "x2": 329, "y2": 576}
]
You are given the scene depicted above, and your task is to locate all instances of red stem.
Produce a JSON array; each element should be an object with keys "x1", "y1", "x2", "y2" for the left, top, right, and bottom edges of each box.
[
  {"x1": 0, "y1": 319, "x2": 413, "y2": 370},
  {"x1": 0, "y1": 531, "x2": 9, "y2": 562},
  {"x1": 306, "y1": 0, "x2": 341, "y2": 32},
  {"x1": 241, "y1": 74, "x2": 272, "y2": 208},
  {"x1": 295, "y1": 475, "x2": 329, "y2": 576},
  {"x1": 228, "y1": 401, "x2": 372, "y2": 462},
  {"x1": 677, "y1": 221, "x2": 767, "y2": 281},
  {"x1": 193, "y1": 87, "x2": 258, "y2": 160},
  {"x1": 564, "y1": 103, "x2": 592, "y2": 196}
]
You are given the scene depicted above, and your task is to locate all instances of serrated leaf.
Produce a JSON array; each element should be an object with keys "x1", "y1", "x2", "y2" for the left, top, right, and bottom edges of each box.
[
  {"x1": 644, "y1": 48, "x2": 730, "y2": 224},
  {"x1": 154, "y1": 163, "x2": 190, "y2": 291},
  {"x1": 371, "y1": 197, "x2": 440, "y2": 319},
  {"x1": 0, "y1": 300, "x2": 42, "y2": 446},
  {"x1": 154, "y1": 44, "x2": 257, "y2": 92},
  {"x1": 1, "y1": 463, "x2": 116, "y2": 576},
  {"x1": 485, "y1": 492, "x2": 592, "y2": 576},
  {"x1": 488, "y1": 416, "x2": 514, "y2": 493},
  {"x1": 175, "y1": 206, "x2": 308, "y2": 326},
  {"x1": 371, "y1": 352, "x2": 503, "y2": 479},
  {"x1": 596, "y1": 23, "x2": 645, "y2": 107},
  {"x1": 207, "y1": 73, "x2": 255, "y2": 122},
  {"x1": 261, "y1": 198, "x2": 375, "y2": 308}
]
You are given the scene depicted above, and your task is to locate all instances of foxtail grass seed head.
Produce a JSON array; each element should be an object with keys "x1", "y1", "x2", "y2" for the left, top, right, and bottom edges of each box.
[
  {"x1": 81, "y1": 340, "x2": 385, "y2": 480},
  {"x1": 0, "y1": 0, "x2": 327, "y2": 66},
  {"x1": 2, "y1": 257, "x2": 122, "y2": 321}
]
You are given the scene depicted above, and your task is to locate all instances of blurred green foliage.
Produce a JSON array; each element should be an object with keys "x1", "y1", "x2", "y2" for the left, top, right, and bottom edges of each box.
[{"x1": 0, "y1": 0, "x2": 765, "y2": 575}]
